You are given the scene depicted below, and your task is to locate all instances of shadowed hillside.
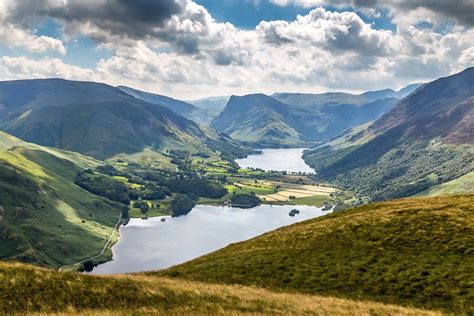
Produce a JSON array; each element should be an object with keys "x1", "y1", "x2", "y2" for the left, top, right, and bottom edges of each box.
[
  {"x1": 118, "y1": 85, "x2": 212, "y2": 125},
  {"x1": 0, "y1": 79, "x2": 209, "y2": 159}
]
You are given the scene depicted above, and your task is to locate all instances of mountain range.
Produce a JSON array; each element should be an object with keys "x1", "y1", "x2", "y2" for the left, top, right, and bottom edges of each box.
[
  {"x1": 303, "y1": 67, "x2": 474, "y2": 200},
  {"x1": 0, "y1": 68, "x2": 472, "y2": 315},
  {"x1": 0, "y1": 79, "x2": 221, "y2": 159},
  {"x1": 210, "y1": 84, "x2": 421, "y2": 147}
]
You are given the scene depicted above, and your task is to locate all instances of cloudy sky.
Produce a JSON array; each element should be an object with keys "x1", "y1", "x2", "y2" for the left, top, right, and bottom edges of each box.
[{"x1": 0, "y1": 0, "x2": 473, "y2": 99}]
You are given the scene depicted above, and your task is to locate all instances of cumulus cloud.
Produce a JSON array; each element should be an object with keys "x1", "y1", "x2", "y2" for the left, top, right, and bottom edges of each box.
[
  {"x1": 0, "y1": 56, "x2": 94, "y2": 80},
  {"x1": 269, "y1": 0, "x2": 474, "y2": 27},
  {"x1": 0, "y1": 1, "x2": 66, "y2": 54},
  {"x1": 0, "y1": 1, "x2": 473, "y2": 99},
  {"x1": 4, "y1": 0, "x2": 182, "y2": 40},
  {"x1": 257, "y1": 8, "x2": 396, "y2": 56}
]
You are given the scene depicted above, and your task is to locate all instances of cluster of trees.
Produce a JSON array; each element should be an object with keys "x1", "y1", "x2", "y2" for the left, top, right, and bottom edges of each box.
[
  {"x1": 168, "y1": 178, "x2": 227, "y2": 199},
  {"x1": 133, "y1": 201, "x2": 150, "y2": 214},
  {"x1": 128, "y1": 184, "x2": 170, "y2": 200},
  {"x1": 74, "y1": 170, "x2": 130, "y2": 205},
  {"x1": 171, "y1": 194, "x2": 196, "y2": 217},
  {"x1": 231, "y1": 193, "x2": 261, "y2": 208}
]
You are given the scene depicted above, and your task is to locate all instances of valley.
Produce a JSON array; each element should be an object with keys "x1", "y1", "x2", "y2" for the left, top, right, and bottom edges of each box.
[
  {"x1": 0, "y1": 2, "x2": 473, "y2": 315},
  {"x1": 0, "y1": 69, "x2": 472, "y2": 315}
]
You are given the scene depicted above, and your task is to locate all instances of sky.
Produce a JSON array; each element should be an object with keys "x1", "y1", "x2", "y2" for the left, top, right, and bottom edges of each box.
[{"x1": 0, "y1": 0, "x2": 473, "y2": 99}]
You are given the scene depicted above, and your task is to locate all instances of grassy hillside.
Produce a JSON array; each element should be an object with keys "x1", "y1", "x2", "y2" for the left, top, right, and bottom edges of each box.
[
  {"x1": 415, "y1": 172, "x2": 474, "y2": 197},
  {"x1": 0, "y1": 262, "x2": 440, "y2": 315},
  {"x1": 304, "y1": 68, "x2": 474, "y2": 200},
  {"x1": 158, "y1": 195, "x2": 474, "y2": 314},
  {"x1": 0, "y1": 135, "x2": 125, "y2": 267},
  {"x1": 0, "y1": 79, "x2": 213, "y2": 159}
]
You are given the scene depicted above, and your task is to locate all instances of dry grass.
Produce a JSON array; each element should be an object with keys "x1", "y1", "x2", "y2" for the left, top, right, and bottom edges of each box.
[
  {"x1": 159, "y1": 195, "x2": 474, "y2": 314},
  {"x1": 0, "y1": 262, "x2": 441, "y2": 315}
]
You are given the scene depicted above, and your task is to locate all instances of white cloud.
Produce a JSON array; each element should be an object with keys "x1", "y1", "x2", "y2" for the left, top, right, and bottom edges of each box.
[
  {"x1": 0, "y1": 56, "x2": 94, "y2": 80},
  {"x1": 0, "y1": 1, "x2": 472, "y2": 99},
  {"x1": 0, "y1": 3, "x2": 66, "y2": 55}
]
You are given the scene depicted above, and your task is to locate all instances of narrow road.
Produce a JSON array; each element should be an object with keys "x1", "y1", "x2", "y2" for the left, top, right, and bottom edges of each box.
[{"x1": 58, "y1": 213, "x2": 123, "y2": 272}]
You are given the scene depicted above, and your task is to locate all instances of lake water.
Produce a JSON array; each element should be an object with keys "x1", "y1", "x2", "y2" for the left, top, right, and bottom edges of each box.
[
  {"x1": 92, "y1": 204, "x2": 329, "y2": 274},
  {"x1": 235, "y1": 148, "x2": 314, "y2": 173}
]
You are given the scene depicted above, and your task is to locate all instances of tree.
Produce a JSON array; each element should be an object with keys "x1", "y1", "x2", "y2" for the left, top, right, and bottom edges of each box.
[
  {"x1": 83, "y1": 260, "x2": 94, "y2": 272},
  {"x1": 171, "y1": 194, "x2": 196, "y2": 217}
]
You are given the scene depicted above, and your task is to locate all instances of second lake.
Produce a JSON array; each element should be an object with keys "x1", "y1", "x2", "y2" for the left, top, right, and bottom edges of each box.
[{"x1": 235, "y1": 148, "x2": 314, "y2": 173}]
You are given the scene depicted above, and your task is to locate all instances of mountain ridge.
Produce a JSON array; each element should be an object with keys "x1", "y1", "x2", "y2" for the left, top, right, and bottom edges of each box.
[
  {"x1": 303, "y1": 67, "x2": 474, "y2": 200},
  {"x1": 0, "y1": 79, "x2": 212, "y2": 159}
]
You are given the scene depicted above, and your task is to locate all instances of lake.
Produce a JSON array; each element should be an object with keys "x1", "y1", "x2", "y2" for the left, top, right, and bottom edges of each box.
[
  {"x1": 235, "y1": 148, "x2": 314, "y2": 173},
  {"x1": 91, "y1": 204, "x2": 330, "y2": 274}
]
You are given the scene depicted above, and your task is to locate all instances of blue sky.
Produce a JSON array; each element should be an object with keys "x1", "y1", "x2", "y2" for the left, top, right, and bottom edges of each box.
[{"x1": 0, "y1": 0, "x2": 472, "y2": 99}]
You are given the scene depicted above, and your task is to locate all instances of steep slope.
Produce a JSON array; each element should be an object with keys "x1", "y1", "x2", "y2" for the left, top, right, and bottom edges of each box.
[
  {"x1": 211, "y1": 94, "x2": 329, "y2": 147},
  {"x1": 304, "y1": 68, "x2": 474, "y2": 200},
  {"x1": 0, "y1": 79, "x2": 208, "y2": 159},
  {"x1": 0, "y1": 262, "x2": 437, "y2": 315},
  {"x1": 118, "y1": 86, "x2": 212, "y2": 125},
  {"x1": 159, "y1": 195, "x2": 474, "y2": 314},
  {"x1": 0, "y1": 132, "x2": 125, "y2": 267}
]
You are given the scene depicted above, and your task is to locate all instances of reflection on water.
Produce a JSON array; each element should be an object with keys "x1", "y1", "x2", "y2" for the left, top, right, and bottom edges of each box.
[
  {"x1": 235, "y1": 148, "x2": 314, "y2": 173},
  {"x1": 92, "y1": 204, "x2": 329, "y2": 274}
]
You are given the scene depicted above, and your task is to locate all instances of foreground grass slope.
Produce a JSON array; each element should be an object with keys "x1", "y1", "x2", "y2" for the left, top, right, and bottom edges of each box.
[
  {"x1": 159, "y1": 195, "x2": 474, "y2": 314},
  {"x1": 0, "y1": 262, "x2": 439, "y2": 315}
]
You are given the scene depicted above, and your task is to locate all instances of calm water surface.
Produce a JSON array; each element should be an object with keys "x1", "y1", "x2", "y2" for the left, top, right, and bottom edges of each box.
[
  {"x1": 92, "y1": 204, "x2": 329, "y2": 274},
  {"x1": 235, "y1": 148, "x2": 314, "y2": 173}
]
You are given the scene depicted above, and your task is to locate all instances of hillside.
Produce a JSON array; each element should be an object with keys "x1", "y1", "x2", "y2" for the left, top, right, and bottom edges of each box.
[
  {"x1": 211, "y1": 94, "x2": 328, "y2": 147},
  {"x1": 304, "y1": 68, "x2": 474, "y2": 200},
  {"x1": 415, "y1": 172, "x2": 474, "y2": 197},
  {"x1": 0, "y1": 262, "x2": 438, "y2": 315},
  {"x1": 0, "y1": 132, "x2": 125, "y2": 267},
  {"x1": 118, "y1": 86, "x2": 212, "y2": 125},
  {"x1": 212, "y1": 91, "x2": 402, "y2": 147},
  {"x1": 159, "y1": 195, "x2": 474, "y2": 314},
  {"x1": 0, "y1": 79, "x2": 210, "y2": 159}
]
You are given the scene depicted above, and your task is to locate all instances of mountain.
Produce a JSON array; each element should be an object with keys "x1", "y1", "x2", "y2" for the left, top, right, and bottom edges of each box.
[
  {"x1": 188, "y1": 96, "x2": 230, "y2": 118},
  {"x1": 272, "y1": 83, "x2": 422, "y2": 109},
  {"x1": 118, "y1": 86, "x2": 212, "y2": 125},
  {"x1": 211, "y1": 94, "x2": 327, "y2": 147},
  {"x1": 159, "y1": 195, "x2": 474, "y2": 314},
  {"x1": 303, "y1": 68, "x2": 474, "y2": 200},
  {"x1": 211, "y1": 93, "x2": 398, "y2": 147},
  {"x1": 0, "y1": 79, "x2": 210, "y2": 159},
  {"x1": 0, "y1": 132, "x2": 125, "y2": 267},
  {"x1": 0, "y1": 262, "x2": 437, "y2": 315}
]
